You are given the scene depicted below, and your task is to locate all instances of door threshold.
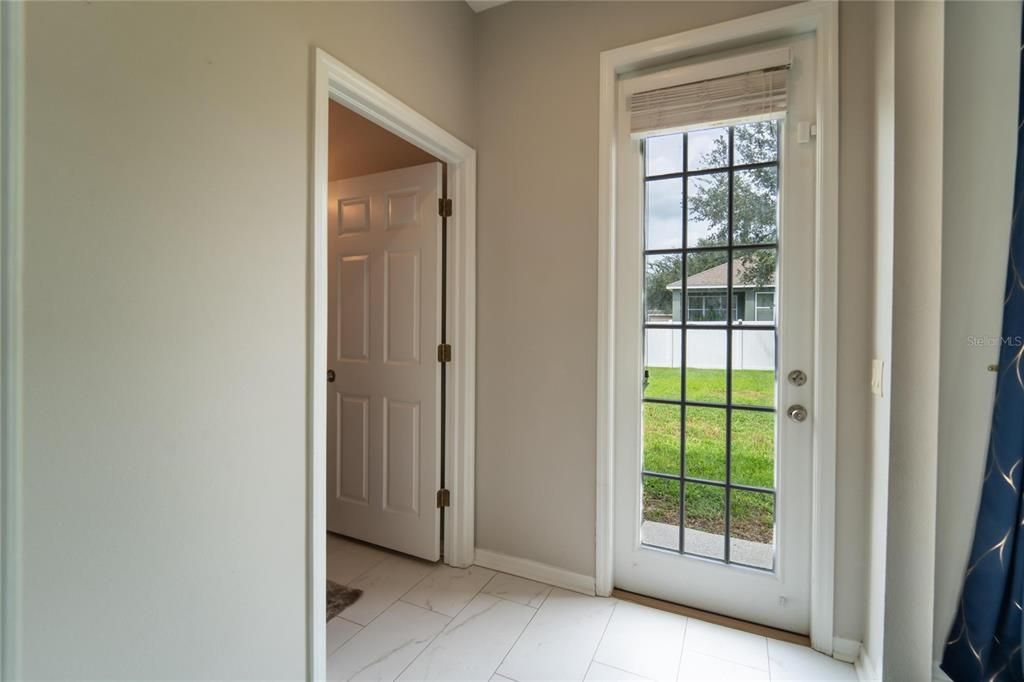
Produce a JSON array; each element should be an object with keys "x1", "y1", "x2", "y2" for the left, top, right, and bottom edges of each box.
[{"x1": 611, "y1": 588, "x2": 810, "y2": 647}]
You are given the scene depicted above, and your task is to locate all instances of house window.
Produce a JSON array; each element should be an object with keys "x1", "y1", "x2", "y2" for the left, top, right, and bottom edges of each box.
[
  {"x1": 755, "y1": 291, "x2": 775, "y2": 322},
  {"x1": 687, "y1": 294, "x2": 726, "y2": 322}
]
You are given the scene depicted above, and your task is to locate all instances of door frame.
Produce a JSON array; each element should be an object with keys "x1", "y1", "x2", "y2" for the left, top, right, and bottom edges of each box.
[
  {"x1": 308, "y1": 48, "x2": 477, "y2": 679},
  {"x1": 595, "y1": 1, "x2": 839, "y2": 654}
]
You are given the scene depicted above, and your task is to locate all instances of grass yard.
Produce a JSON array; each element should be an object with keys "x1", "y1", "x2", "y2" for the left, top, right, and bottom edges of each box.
[{"x1": 643, "y1": 366, "x2": 776, "y2": 544}]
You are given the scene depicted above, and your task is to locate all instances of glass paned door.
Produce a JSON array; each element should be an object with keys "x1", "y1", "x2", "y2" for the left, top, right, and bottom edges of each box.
[
  {"x1": 641, "y1": 121, "x2": 780, "y2": 571},
  {"x1": 613, "y1": 36, "x2": 817, "y2": 634}
]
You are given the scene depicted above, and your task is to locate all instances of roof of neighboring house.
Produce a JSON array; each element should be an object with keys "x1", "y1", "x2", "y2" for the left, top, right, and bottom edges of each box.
[{"x1": 667, "y1": 260, "x2": 776, "y2": 290}]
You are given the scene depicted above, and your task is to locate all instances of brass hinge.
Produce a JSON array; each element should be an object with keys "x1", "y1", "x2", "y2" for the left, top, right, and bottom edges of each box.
[
  {"x1": 438, "y1": 198, "x2": 453, "y2": 218},
  {"x1": 437, "y1": 343, "x2": 452, "y2": 363},
  {"x1": 436, "y1": 488, "x2": 451, "y2": 508}
]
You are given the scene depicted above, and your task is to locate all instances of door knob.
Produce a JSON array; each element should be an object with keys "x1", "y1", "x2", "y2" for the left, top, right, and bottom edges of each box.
[
  {"x1": 787, "y1": 369, "x2": 807, "y2": 386},
  {"x1": 327, "y1": 369, "x2": 336, "y2": 383},
  {"x1": 787, "y1": 404, "x2": 808, "y2": 422}
]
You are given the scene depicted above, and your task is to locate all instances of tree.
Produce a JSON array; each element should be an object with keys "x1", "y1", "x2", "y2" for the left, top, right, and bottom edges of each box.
[
  {"x1": 645, "y1": 254, "x2": 683, "y2": 318},
  {"x1": 644, "y1": 122, "x2": 780, "y2": 320},
  {"x1": 686, "y1": 122, "x2": 779, "y2": 287}
]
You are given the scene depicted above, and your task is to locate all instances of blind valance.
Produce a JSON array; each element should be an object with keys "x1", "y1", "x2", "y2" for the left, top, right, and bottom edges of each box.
[{"x1": 628, "y1": 66, "x2": 789, "y2": 136}]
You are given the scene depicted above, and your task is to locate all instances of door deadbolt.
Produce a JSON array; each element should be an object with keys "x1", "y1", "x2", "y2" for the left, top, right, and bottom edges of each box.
[
  {"x1": 787, "y1": 369, "x2": 807, "y2": 386},
  {"x1": 327, "y1": 369, "x2": 336, "y2": 383},
  {"x1": 787, "y1": 404, "x2": 808, "y2": 422}
]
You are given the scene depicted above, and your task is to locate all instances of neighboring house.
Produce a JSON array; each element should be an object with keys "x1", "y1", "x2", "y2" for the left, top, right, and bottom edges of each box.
[{"x1": 667, "y1": 259, "x2": 775, "y2": 324}]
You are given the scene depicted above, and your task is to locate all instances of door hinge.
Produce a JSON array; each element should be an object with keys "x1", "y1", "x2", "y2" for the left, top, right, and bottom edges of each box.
[
  {"x1": 438, "y1": 198, "x2": 453, "y2": 218},
  {"x1": 436, "y1": 488, "x2": 451, "y2": 508},
  {"x1": 437, "y1": 343, "x2": 452, "y2": 363}
]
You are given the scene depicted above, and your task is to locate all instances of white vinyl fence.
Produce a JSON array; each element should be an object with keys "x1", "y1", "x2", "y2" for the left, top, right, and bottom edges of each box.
[{"x1": 645, "y1": 328, "x2": 775, "y2": 371}]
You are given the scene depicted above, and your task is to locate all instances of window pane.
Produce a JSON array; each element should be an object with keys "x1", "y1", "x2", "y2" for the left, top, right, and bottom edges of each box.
[
  {"x1": 645, "y1": 254, "x2": 683, "y2": 324},
  {"x1": 731, "y1": 330, "x2": 775, "y2": 408},
  {"x1": 732, "y1": 248, "x2": 776, "y2": 327},
  {"x1": 646, "y1": 133, "x2": 683, "y2": 176},
  {"x1": 687, "y1": 293, "x2": 727, "y2": 323},
  {"x1": 730, "y1": 489, "x2": 775, "y2": 570},
  {"x1": 685, "y1": 406, "x2": 726, "y2": 482},
  {"x1": 731, "y1": 409, "x2": 776, "y2": 488},
  {"x1": 686, "y1": 127, "x2": 729, "y2": 171},
  {"x1": 733, "y1": 120, "x2": 779, "y2": 165},
  {"x1": 687, "y1": 174, "x2": 729, "y2": 248},
  {"x1": 685, "y1": 329, "x2": 727, "y2": 404},
  {"x1": 755, "y1": 292, "x2": 776, "y2": 323},
  {"x1": 684, "y1": 482, "x2": 725, "y2": 560},
  {"x1": 733, "y1": 167, "x2": 778, "y2": 245},
  {"x1": 686, "y1": 250, "x2": 729, "y2": 314},
  {"x1": 644, "y1": 403, "x2": 680, "y2": 476},
  {"x1": 645, "y1": 328, "x2": 681, "y2": 400},
  {"x1": 646, "y1": 178, "x2": 683, "y2": 250},
  {"x1": 642, "y1": 475, "x2": 680, "y2": 551}
]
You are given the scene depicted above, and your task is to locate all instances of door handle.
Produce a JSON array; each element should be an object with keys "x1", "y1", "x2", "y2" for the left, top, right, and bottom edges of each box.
[
  {"x1": 327, "y1": 369, "x2": 336, "y2": 383},
  {"x1": 787, "y1": 404, "x2": 808, "y2": 422}
]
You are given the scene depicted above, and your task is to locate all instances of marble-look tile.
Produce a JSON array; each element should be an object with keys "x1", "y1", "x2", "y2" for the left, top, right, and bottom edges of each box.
[
  {"x1": 481, "y1": 572, "x2": 552, "y2": 608},
  {"x1": 585, "y1": 661, "x2": 650, "y2": 681},
  {"x1": 677, "y1": 651, "x2": 769, "y2": 681},
  {"x1": 767, "y1": 639, "x2": 857, "y2": 681},
  {"x1": 594, "y1": 601, "x2": 687, "y2": 681},
  {"x1": 326, "y1": 534, "x2": 391, "y2": 584},
  {"x1": 399, "y1": 593, "x2": 535, "y2": 681},
  {"x1": 490, "y1": 676, "x2": 517, "y2": 682},
  {"x1": 341, "y1": 554, "x2": 436, "y2": 626},
  {"x1": 325, "y1": 601, "x2": 449, "y2": 681},
  {"x1": 497, "y1": 588, "x2": 616, "y2": 681},
  {"x1": 681, "y1": 619, "x2": 769, "y2": 672},
  {"x1": 326, "y1": 617, "x2": 362, "y2": 657},
  {"x1": 402, "y1": 565, "x2": 497, "y2": 617}
]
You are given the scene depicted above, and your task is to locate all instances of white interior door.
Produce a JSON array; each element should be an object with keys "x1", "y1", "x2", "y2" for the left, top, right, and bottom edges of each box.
[
  {"x1": 326, "y1": 162, "x2": 442, "y2": 562},
  {"x1": 612, "y1": 37, "x2": 817, "y2": 633}
]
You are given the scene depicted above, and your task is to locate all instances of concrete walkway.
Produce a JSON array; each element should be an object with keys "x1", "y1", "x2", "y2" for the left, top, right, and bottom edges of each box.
[{"x1": 641, "y1": 521, "x2": 774, "y2": 568}]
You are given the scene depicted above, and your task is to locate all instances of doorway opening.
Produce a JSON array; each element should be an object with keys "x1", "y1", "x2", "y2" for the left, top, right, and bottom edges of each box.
[
  {"x1": 613, "y1": 36, "x2": 818, "y2": 636},
  {"x1": 325, "y1": 100, "x2": 446, "y2": 562},
  {"x1": 309, "y1": 49, "x2": 477, "y2": 679},
  {"x1": 595, "y1": 2, "x2": 839, "y2": 655}
]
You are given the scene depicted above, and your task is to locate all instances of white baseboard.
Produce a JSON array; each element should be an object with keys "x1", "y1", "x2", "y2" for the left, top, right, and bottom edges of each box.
[
  {"x1": 474, "y1": 548, "x2": 597, "y2": 596},
  {"x1": 855, "y1": 644, "x2": 880, "y2": 682},
  {"x1": 832, "y1": 637, "x2": 861, "y2": 664}
]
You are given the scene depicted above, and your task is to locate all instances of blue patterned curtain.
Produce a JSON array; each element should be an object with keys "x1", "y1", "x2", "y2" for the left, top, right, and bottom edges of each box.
[{"x1": 940, "y1": 18, "x2": 1024, "y2": 682}]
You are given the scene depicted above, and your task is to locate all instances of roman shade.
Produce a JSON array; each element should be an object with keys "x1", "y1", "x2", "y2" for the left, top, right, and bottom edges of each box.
[{"x1": 628, "y1": 66, "x2": 790, "y2": 136}]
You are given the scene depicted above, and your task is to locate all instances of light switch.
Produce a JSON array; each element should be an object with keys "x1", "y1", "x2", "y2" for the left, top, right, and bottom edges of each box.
[{"x1": 871, "y1": 359, "x2": 884, "y2": 397}]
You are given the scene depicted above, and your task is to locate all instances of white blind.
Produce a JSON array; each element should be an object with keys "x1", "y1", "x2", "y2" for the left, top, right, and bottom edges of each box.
[{"x1": 628, "y1": 67, "x2": 789, "y2": 136}]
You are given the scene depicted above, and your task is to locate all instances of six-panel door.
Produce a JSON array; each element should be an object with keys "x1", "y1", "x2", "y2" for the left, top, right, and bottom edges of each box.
[{"x1": 326, "y1": 162, "x2": 442, "y2": 561}]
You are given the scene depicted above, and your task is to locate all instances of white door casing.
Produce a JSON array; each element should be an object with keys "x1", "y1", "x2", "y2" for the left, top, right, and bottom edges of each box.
[
  {"x1": 612, "y1": 36, "x2": 817, "y2": 634},
  {"x1": 327, "y1": 162, "x2": 442, "y2": 561}
]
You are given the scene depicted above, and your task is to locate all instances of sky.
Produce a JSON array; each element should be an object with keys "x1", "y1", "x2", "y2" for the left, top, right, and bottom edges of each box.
[
  {"x1": 644, "y1": 124, "x2": 779, "y2": 252},
  {"x1": 644, "y1": 128, "x2": 727, "y2": 250}
]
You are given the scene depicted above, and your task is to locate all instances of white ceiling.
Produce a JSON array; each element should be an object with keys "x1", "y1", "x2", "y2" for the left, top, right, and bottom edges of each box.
[{"x1": 466, "y1": 1, "x2": 510, "y2": 13}]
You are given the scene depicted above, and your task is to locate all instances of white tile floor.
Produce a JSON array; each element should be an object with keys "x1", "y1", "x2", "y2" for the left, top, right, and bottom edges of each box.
[{"x1": 325, "y1": 534, "x2": 857, "y2": 682}]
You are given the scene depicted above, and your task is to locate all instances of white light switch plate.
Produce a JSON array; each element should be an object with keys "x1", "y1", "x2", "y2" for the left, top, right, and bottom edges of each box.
[{"x1": 871, "y1": 359, "x2": 884, "y2": 397}]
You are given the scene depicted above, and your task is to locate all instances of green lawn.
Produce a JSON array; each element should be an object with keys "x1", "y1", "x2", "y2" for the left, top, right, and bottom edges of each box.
[{"x1": 643, "y1": 367, "x2": 776, "y2": 544}]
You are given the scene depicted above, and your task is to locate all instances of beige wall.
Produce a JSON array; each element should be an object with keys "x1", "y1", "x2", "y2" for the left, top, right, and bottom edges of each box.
[
  {"x1": 474, "y1": 0, "x2": 874, "y2": 642},
  {"x1": 22, "y1": 2, "x2": 475, "y2": 678},
  {"x1": 22, "y1": 2, "x2": 893, "y2": 674},
  {"x1": 865, "y1": 0, "x2": 894, "y2": 672},
  {"x1": 329, "y1": 100, "x2": 438, "y2": 181},
  {"x1": 835, "y1": 0, "x2": 875, "y2": 649},
  {"x1": 934, "y1": 0, "x2": 1020, "y2": 663},
  {"x1": 883, "y1": 2, "x2": 945, "y2": 679}
]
